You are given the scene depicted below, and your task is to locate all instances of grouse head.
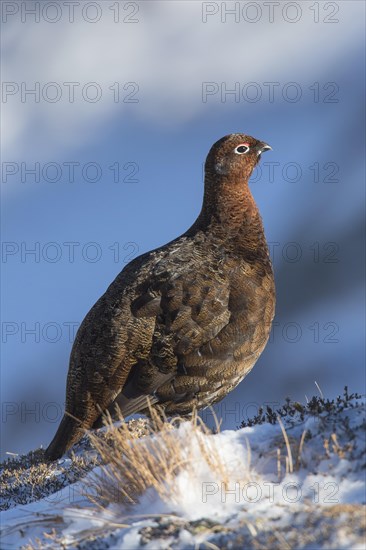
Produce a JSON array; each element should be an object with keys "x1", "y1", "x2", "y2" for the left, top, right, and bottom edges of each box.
[
  {"x1": 205, "y1": 133, "x2": 272, "y2": 183},
  {"x1": 197, "y1": 133, "x2": 272, "y2": 229}
]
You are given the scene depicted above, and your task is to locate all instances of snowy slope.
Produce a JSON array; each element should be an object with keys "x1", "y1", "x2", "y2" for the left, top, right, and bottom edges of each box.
[{"x1": 1, "y1": 391, "x2": 365, "y2": 549}]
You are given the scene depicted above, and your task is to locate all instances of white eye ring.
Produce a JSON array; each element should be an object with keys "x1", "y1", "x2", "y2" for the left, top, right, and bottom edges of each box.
[{"x1": 235, "y1": 144, "x2": 250, "y2": 154}]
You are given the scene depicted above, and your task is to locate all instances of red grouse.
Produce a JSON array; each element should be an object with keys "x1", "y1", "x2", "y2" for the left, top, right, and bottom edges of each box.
[{"x1": 45, "y1": 134, "x2": 275, "y2": 460}]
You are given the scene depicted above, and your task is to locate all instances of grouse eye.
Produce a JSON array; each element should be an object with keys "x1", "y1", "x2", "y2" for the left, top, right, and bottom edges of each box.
[{"x1": 235, "y1": 144, "x2": 250, "y2": 154}]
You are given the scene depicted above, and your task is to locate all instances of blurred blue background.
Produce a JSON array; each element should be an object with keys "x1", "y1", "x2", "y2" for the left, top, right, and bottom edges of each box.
[{"x1": 1, "y1": 1, "x2": 365, "y2": 458}]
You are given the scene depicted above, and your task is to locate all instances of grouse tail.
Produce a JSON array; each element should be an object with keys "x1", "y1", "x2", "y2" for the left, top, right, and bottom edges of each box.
[{"x1": 45, "y1": 414, "x2": 84, "y2": 461}]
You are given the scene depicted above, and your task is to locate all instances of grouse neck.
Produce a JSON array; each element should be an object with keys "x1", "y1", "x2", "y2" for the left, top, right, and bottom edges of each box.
[
  {"x1": 184, "y1": 172, "x2": 271, "y2": 263},
  {"x1": 197, "y1": 172, "x2": 262, "y2": 233}
]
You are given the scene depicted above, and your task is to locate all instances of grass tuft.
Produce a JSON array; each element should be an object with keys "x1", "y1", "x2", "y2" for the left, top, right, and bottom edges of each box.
[{"x1": 87, "y1": 403, "x2": 251, "y2": 510}]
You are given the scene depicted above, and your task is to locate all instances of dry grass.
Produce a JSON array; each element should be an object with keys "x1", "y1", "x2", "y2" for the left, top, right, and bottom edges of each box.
[
  {"x1": 323, "y1": 432, "x2": 354, "y2": 459},
  {"x1": 277, "y1": 415, "x2": 294, "y2": 474},
  {"x1": 87, "y1": 403, "x2": 251, "y2": 511},
  {"x1": 276, "y1": 421, "x2": 310, "y2": 478}
]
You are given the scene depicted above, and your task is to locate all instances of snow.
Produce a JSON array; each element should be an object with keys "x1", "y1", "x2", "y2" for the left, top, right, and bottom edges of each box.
[{"x1": 1, "y1": 396, "x2": 365, "y2": 549}]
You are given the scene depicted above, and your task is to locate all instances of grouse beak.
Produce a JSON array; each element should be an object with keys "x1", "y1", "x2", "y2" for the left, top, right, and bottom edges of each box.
[{"x1": 256, "y1": 142, "x2": 272, "y2": 156}]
